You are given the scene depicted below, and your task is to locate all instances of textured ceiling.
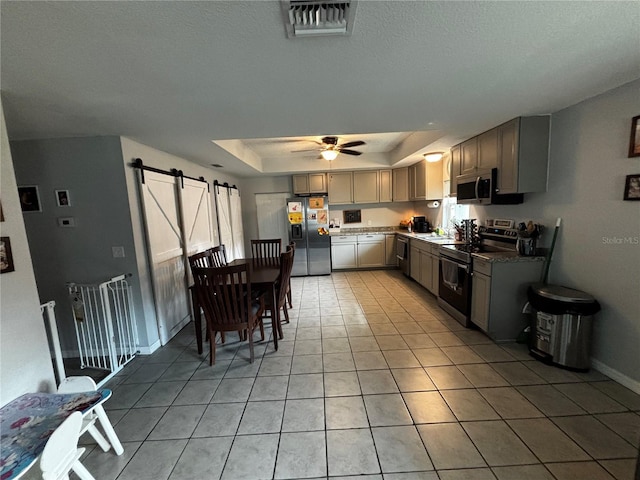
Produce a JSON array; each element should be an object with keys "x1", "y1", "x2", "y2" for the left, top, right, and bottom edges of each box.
[{"x1": 1, "y1": 1, "x2": 639, "y2": 177}]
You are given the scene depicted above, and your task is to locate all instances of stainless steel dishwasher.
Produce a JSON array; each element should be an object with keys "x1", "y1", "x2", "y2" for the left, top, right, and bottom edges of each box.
[{"x1": 396, "y1": 236, "x2": 409, "y2": 276}]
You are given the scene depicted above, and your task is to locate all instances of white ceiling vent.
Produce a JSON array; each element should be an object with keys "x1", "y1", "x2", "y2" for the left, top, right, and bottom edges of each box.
[{"x1": 281, "y1": 1, "x2": 357, "y2": 38}]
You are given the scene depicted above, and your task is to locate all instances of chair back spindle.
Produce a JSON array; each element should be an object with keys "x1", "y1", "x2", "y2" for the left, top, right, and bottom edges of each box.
[{"x1": 251, "y1": 239, "x2": 282, "y2": 265}]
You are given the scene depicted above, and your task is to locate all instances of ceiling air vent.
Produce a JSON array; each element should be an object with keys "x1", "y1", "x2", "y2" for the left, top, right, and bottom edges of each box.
[{"x1": 281, "y1": 0, "x2": 357, "y2": 38}]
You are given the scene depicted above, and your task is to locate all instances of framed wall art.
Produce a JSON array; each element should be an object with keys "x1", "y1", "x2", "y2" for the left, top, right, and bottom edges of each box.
[
  {"x1": 55, "y1": 189, "x2": 71, "y2": 207},
  {"x1": 0, "y1": 237, "x2": 15, "y2": 274},
  {"x1": 623, "y1": 174, "x2": 640, "y2": 201},
  {"x1": 629, "y1": 115, "x2": 640, "y2": 158},
  {"x1": 17, "y1": 186, "x2": 41, "y2": 212}
]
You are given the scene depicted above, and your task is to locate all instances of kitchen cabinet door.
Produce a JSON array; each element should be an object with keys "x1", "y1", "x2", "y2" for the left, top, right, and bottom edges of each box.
[
  {"x1": 410, "y1": 245, "x2": 420, "y2": 281},
  {"x1": 309, "y1": 173, "x2": 328, "y2": 193},
  {"x1": 460, "y1": 137, "x2": 478, "y2": 175},
  {"x1": 450, "y1": 145, "x2": 461, "y2": 196},
  {"x1": 419, "y1": 251, "x2": 432, "y2": 291},
  {"x1": 292, "y1": 174, "x2": 310, "y2": 194},
  {"x1": 426, "y1": 161, "x2": 443, "y2": 200},
  {"x1": 429, "y1": 253, "x2": 439, "y2": 295},
  {"x1": 497, "y1": 118, "x2": 519, "y2": 194},
  {"x1": 385, "y1": 234, "x2": 397, "y2": 266},
  {"x1": 357, "y1": 240, "x2": 385, "y2": 267},
  {"x1": 331, "y1": 243, "x2": 357, "y2": 269},
  {"x1": 393, "y1": 168, "x2": 409, "y2": 201},
  {"x1": 413, "y1": 161, "x2": 427, "y2": 199},
  {"x1": 353, "y1": 171, "x2": 379, "y2": 203},
  {"x1": 328, "y1": 172, "x2": 353, "y2": 204},
  {"x1": 379, "y1": 170, "x2": 392, "y2": 203},
  {"x1": 471, "y1": 271, "x2": 490, "y2": 332},
  {"x1": 478, "y1": 129, "x2": 498, "y2": 169}
]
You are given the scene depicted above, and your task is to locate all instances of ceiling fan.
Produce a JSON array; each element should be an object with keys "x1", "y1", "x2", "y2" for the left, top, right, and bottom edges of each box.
[{"x1": 292, "y1": 136, "x2": 366, "y2": 160}]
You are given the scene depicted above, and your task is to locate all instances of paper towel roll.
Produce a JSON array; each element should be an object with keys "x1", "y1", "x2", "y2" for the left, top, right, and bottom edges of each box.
[{"x1": 426, "y1": 201, "x2": 440, "y2": 208}]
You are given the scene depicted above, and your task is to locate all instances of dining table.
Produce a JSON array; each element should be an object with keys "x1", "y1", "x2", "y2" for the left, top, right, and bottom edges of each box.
[
  {"x1": 0, "y1": 389, "x2": 122, "y2": 480},
  {"x1": 190, "y1": 256, "x2": 282, "y2": 356}
]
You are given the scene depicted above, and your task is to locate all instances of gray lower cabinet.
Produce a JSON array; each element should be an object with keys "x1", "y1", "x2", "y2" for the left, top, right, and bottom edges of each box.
[
  {"x1": 331, "y1": 236, "x2": 357, "y2": 269},
  {"x1": 356, "y1": 234, "x2": 385, "y2": 267},
  {"x1": 409, "y1": 239, "x2": 438, "y2": 294},
  {"x1": 470, "y1": 257, "x2": 543, "y2": 341},
  {"x1": 331, "y1": 234, "x2": 386, "y2": 269},
  {"x1": 385, "y1": 234, "x2": 397, "y2": 266}
]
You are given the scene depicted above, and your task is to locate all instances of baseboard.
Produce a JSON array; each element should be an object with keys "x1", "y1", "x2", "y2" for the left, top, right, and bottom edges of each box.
[
  {"x1": 137, "y1": 339, "x2": 161, "y2": 355},
  {"x1": 591, "y1": 358, "x2": 640, "y2": 394}
]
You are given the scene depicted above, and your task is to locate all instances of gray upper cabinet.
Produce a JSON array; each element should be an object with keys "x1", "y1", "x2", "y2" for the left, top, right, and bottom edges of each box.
[
  {"x1": 449, "y1": 145, "x2": 461, "y2": 196},
  {"x1": 451, "y1": 115, "x2": 550, "y2": 196},
  {"x1": 392, "y1": 167, "x2": 409, "y2": 202},
  {"x1": 353, "y1": 171, "x2": 379, "y2": 203},
  {"x1": 292, "y1": 174, "x2": 310, "y2": 195},
  {"x1": 328, "y1": 172, "x2": 353, "y2": 204},
  {"x1": 308, "y1": 173, "x2": 328, "y2": 193},
  {"x1": 409, "y1": 160, "x2": 443, "y2": 201},
  {"x1": 460, "y1": 137, "x2": 478, "y2": 175},
  {"x1": 478, "y1": 129, "x2": 498, "y2": 169},
  {"x1": 379, "y1": 170, "x2": 392, "y2": 203},
  {"x1": 293, "y1": 173, "x2": 328, "y2": 195},
  {"x1": 497, "y1": 116, "x2": 550, "y2": 194}
]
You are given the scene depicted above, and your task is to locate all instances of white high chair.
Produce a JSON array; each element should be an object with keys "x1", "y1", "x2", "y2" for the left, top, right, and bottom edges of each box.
[
  {"x1": 57, "y1": 376, "x2": 123, "y2": 455},
  {"x1": 40, "y1": 412, "x2": 95, "y2": 480}
]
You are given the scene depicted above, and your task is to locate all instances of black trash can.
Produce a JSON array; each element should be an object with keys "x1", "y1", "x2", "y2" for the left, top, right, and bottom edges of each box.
[{"x1": 528, "y1": 283, "x2": 601, "y2": 371}]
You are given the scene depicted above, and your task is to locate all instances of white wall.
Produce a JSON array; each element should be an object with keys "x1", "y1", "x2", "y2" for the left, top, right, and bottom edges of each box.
[
  {"x1": 470, "y1": 79, "x2": 640, "y2": 387},
  {"x1": 120, "y1": 137, "x2": 242, "y2": 351},
  {"x1": 0, "y1": 100, "x2": 56, "y2": 405},
  {"x1": 10, "y1": 137, "x2": 147, "y2": 350}
]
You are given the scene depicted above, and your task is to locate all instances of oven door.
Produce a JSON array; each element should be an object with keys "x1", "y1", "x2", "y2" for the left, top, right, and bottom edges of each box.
[{"x1": 438, "y1": 256, "x2": 472, "y2": 321}]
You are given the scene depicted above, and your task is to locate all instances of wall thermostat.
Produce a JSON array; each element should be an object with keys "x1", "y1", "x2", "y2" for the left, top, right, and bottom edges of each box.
[{"x1": 58, "y1": 217, "x2": 76, "y2": 228}]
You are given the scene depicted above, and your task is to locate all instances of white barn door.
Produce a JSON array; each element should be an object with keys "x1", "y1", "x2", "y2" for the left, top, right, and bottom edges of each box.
[
  {"x1": 139, "y1": 171, "x2": 190, "y2": 345},
  {"x1": 179, "y1": 177, "x2": 215, "y2": 285}
]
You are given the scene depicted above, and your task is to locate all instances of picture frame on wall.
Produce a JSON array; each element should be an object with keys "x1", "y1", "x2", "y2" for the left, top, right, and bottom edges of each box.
[
  {"x1": 55, "y1": 189, "x2": 71, "y2": 207},
  {"x1": 17, "y1": 185, "x2": 41, "y2": 212},
  {"x1": 629, "y1": 115, "x2": 640, "y2": 158},
  {"x1": 0, "y1": 237, "x2": 15, "y2": 274},
  {"x1": 623, "y1": 174, "x2": 640, "y2": 201}
]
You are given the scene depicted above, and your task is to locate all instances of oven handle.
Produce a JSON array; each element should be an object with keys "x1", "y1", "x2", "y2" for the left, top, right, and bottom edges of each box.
[{"x1": 439, "y1": 256, "x2": 469, "y2": 272}]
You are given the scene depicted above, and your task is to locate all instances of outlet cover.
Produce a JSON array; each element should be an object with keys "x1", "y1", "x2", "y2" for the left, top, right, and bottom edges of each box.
[{"x1": 112, "y1": 246, "x2": 125, "y2": 258}]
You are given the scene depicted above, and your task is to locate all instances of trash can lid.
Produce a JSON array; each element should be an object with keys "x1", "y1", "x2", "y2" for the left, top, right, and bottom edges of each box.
[{"x1": 530, "y1": 283, "x2": 596, "y2": 303}]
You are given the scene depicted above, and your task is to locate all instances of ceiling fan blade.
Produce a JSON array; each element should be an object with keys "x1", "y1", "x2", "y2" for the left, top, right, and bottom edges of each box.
[
  {"x1": 339, "y1": 140, "x2": 365, "y2": 148},
  {"x1": 339, "y1": 149, "x2": 363, "y2": 156},
  {"x1": 291, "y1": 148, "x2": 320, "y2": 153}
]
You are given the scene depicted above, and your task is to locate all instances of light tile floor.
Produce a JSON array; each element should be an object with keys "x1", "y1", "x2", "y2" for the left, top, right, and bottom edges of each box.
[{"x1": 78, "y1": 271, "x2": 639, "y2": 479}]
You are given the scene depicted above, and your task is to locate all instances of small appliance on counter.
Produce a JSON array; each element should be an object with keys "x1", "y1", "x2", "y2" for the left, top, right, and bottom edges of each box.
[{"x1": 412, "y1": 216, "x2": 430, "y2": 233}]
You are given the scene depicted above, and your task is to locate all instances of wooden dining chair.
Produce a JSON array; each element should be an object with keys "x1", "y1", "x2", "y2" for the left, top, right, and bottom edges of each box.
[
  {"x1": 192, "y1": 264, "x2": 266, "y2": 364},
  {"x1": 286, "y1": 241, "x2": 296, "y2": 308},
  {"x1": 251, "y1": 239, "x2": 281, "y2": 265},
  {"x1": 262, "y1": 247, "x2": 295, "y2": 340},
  {"x1": 210, "y1": 244, "x2": 228, "y2": 267}
]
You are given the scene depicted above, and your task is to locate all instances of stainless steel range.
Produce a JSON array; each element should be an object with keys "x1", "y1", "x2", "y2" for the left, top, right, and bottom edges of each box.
[{"x1": 438, "y1": 225, "x2": 519, "y2": 326}]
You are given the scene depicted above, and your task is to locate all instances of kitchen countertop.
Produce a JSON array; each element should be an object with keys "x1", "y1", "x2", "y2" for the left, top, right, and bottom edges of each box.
[{"x1": 472, "y1": 251, "x2": 546, "y2": 263}]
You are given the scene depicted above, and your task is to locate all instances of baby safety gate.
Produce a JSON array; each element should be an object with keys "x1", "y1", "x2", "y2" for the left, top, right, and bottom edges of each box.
[{"x1": 67, "y1": 274, "x2": 138, "y2": 384}]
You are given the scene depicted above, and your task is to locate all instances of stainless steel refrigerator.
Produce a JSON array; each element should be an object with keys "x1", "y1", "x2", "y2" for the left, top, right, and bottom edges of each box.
[{"x1": 287, "y1": 196, "x2": 331, "y2": 276}]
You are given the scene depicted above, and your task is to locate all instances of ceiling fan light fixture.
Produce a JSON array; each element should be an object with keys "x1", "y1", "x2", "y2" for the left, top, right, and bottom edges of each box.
[
  {"x1": 321, "y1": 149, "x2": 339, "y2": 161},
  {"x1": 424, "y1": 152, "x2": 444, "y2": 162}
]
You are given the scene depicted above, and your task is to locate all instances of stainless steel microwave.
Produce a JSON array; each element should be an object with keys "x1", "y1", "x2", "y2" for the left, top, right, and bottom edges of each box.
[
  {"x1": 456, "y1": 169, "x2": 495, "y2": 204},
  {"x1": 456, "y1": 168, "x2": 524, "y2": 205}
]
